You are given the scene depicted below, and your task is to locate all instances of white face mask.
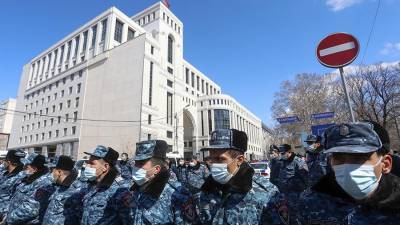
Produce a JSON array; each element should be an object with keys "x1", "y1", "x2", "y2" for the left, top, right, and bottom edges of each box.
[
  {"x1": 333, "y1": 157, "x2": 383, "y2": 200},
  {"x1": 131, "y1": 167, "x2": 149, "y2": 186},
  {"x1": 189, "y1": 162, "x2": 196, "y2": 167},
  {"x1": 211, "y1": 158, "x2": 238, "y2": 184},
  {"x1": 83, "y1": 167, "x2": 97, "y2": 181}
]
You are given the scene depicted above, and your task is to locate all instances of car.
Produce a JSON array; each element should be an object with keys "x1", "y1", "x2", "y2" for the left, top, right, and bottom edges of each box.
[{"x1": 250, "y1": 162, "x2": 270, "y2": 178}]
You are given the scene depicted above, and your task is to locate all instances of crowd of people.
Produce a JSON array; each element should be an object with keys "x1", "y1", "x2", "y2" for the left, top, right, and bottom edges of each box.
[{"x1": 0, "y1": 122, "x2": 399, "y2": 224}]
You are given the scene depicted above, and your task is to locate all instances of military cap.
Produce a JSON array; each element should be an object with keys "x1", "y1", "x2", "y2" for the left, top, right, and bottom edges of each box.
[
  {"x1": 84, "y1": 145, "x2": 119, "y2": 165},
  {"x1": 5, "y1": 149, "x2": 26, "y2": 163},
  {"x1": 278, "y1": 144, "x2": 292, "y2": 153},
  {"x1": 134, "y1": 140, "x2": 167, "y2": 161},
  {"x1": 323, "y1": 122, "x2": 382, "y2": 154},
  {"x1": 201, "y1": 129, "x2": 248, "y2": 153},
  {"x1": 46, "y1": 155, "x2": 75, "y2": 171}
]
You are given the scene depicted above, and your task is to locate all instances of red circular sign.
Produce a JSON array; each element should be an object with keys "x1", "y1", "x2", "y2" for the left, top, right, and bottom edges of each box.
[{"x1": 316, "y1": 33, "x2": 360, "y2": 68}]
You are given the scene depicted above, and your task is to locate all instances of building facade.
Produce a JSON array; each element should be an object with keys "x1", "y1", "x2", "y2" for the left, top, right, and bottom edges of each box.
[
  {"x1": 8, "y1": 2, "x2": 268, "y2": 160},
  {"x1": 0, "y1": 98, "x2": 16, "y2": 151}
]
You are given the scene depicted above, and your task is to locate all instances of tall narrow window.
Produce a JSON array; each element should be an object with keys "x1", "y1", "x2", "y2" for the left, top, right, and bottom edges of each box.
[
  {"x1": 74, "y1": 36, "x2": 80, "y2": 56},
  {"x1": 91, "y1": 25, "x2": 97, "y2": 48},
  {"x1": 201, "y1": 80, "x2": 204, "y2": 93},
  {"x1": 201, "y1": 111, "x2": 204, "y2": 136},
  {"x1": 127, "y1": 28, "x2": 135, "y2": 41},
  {"x1": 191, "y1": 72, "x2": 195, "y2": 88},
  {"x1": 59, "y1": 45, "x2": 65, "y2": 64},
  {"x1": 47, "y1": 53, "x2": 52, "y2": 72},
  {"x1": 82, "y1": 31, "x2": 88, "y2": 51},
  {"x1": 66, "y1": 41, "x2": 72, "y2": 61},
  {"x1": 185, "y1": 68, "x2": 189, "y2": 84},
  {"x1": 167, "y1": 92, "x2": 173, "y2": 125},
  {"x1": 167, "y1": 35, "x2": 173, "y2": 63},
  {"x1": 208, "y1": 110, "x2": 213, "y2": 134},
  {"x1": 197, "y1": 76, "x2": 200, "y2": 91},
  {"x1": 149, "y1": 62, "x2": 153, "y2": 105},
  {"x1": 114, "y1": 20, "x2": 123, "y2": 43},
  {"x1": 53, "y1": 49, "x2": 58, "y2": 68},
  {"x1": 101, "y1": 19, "x2": 107, "y2": 41}
]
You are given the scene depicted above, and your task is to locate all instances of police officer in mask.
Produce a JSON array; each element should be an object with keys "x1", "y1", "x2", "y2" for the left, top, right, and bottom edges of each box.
[
  {"x1": 129, "y1": 140, "x2": 196, "y2": 224},
  {"x1": 186, "y1": 155, "x2": 209, "y2": 194},
  {"x1": 305, "y1": 135, "x2": 330, "y2": 187},
  {"x1": 196, "y1": 129, "x2": 288, "y2": 225},
  {"x1": 0, "y1": 150, "x2": 26, "y2": 221},
  {"x1": 80, "y1": 146, "x2": 131, "y2": 225},
  {"x1": 297, "y1": 122, "x2": 400, "y2": 224}
]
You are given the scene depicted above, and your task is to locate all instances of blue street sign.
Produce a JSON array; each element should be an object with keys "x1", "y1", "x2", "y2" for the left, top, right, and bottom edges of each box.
[
  {"x1": 311, "y1": 123, "x2": 335, "y2": 136},
  {"x1": 311, "y1": 112, "x2": 335, "y2": 120},
  {"x1": 277, "y1": 116, "x2": 300, "y2": 124}
]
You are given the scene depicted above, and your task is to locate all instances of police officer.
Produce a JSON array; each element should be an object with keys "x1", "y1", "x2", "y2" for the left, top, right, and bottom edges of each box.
[
  {"x1": 80, "y1": 146, "x2": 131, "y2": 225},
  {"x1": 174, "y1": 158, "x2": 189, "y2": 185},
  {"x1": 165, "y1": 158, "x2": 178, "y2": 182},
  {"x1": 5, "y1": 153, "x2": 55, "y2": 225},
  {"x1": 42, "y1": 155, "x2": 84, "y2": 225},
  {"x1": 268, "y1": 145, "x2": 281, "y2": 186},
  {"x1": 0, "y1": 150, "x2": 26, "y2": 221},
  {"x1": 186, "y1": 155, "x2": 209, "y2": 193},
  {"x1": 297, "y1": 122, "x2": 400, "y2": 224},
  {"x1": 196, "y1": 129, "x2": 289, "y2": 225},
  {"x1": 275, "y1": 144, "x2": 309, "y2": 209},
  {"x1": 304, "y1": 135, "x2": 330, "y2": 187},
  {"x1": 129, "y1": 140, "x2": 196, "y2": 224},
  {"x1": 117, "y1": 153, "x2": 133, "y2": 181}
]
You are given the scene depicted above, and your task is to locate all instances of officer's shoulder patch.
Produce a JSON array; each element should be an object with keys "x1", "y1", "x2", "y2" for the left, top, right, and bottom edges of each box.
[{"x1": 180, "y1": 196, "x2": 196, "y2": 222}]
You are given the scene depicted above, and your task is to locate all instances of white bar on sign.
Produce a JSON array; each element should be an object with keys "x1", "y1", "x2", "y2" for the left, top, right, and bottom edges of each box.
[{"x1": 319, "y1": 42, "x2": 355, "y2": 57}]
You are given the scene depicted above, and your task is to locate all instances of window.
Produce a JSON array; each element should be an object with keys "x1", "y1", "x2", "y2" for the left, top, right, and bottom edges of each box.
[
  {"x1": 45, "y1": 108, "x2": 48, "y2": 115},
  {"x1": 147, "y1": 134, "x2": 151, "y2": 140},
  {"x1": 44, "y1": 120, "x2": 47, "y2": 127},
  {"x1": 59, "y1": 103, "x2": 63, "y2": 111},
  {"x1": 151, "y1": 46, "x2": 154, "y2": 55},
  {"x1": 197, "y1": 76, "x2": 200, "y2": 91},
  {"x1": 64, "y1": 128, "x2": 67, "y2": 136},
  {"x1": 51, "y1": 118, "x2": 54, "y2": 126},
  {"x1": 48, "y1": 131, "x2": 52, "y2": 139},
  {"x1": 149, "y1": 62, "x2": 153, "y2": 106},
  {"x1": 201, "y1": 111, "x2": 204, "y2": 136},
  {"x1": 101, "y1": 19, "x2": 107, "y2": 41},
  {"x1": 65, "y1": 114, "x2": 69, "y2": 122},
  {"x1": 208, "y1": 110, "x2": 212, "y2": 134},
  {"x1": 54, "y1": 93, "x2": 57, "y2": 100},
  {"x1": 74, "y1": 36, "x2": 80, "y2": 56},
  {"x1": 167, "y1": 131, "x2": 173, "y2": 138},
  {"x1": 75, "y1": 97, "x2": 80, "y2": 108},
  {"x1": 60, "y1": 45, "x2": 65, "y2": 65},
  {"x1": 167, "y1": 80, "x2": 173, "y2": 87},
  {"x1": 148, "y1": 114, "x2": 151, "y2": 125},
  {"x1": 167, "y1": 67, "x2": 173, "y2": 74},
  {"x1": 167, "y1": 35, "x2": 173, "y2": 63},
  {"x1": 82, "y1": 31, "x2": 88, "y2": 51},
  {"x1": 52, "y1": 105, "x2": 56, "y2": 113},
  {"x1": 127, "y1": 28, "x2": 135, "y2": 40},
  {"x1": 47, "y1": 53, "x2": 52, "y2": 71},
  {"x1": 58, "y1": 116, "x2": 61, "y2": 124},
  {"x1": 214, "y1": 109, "x2": 230, "y2": 130},
  {"x1": 91, "y1": 25, "x2": 97, "y2": 48},
  {"x1": 53, "y1": 49, "x2": 58, "y2": 68},
  {"x1": 67, "y1": 100, "x2": 71, "y2": 108},
  {"x1": 185, "y1": 68, "x2": 189, "y2": 84},
  {"x1": 167, "y1": 92, "x2": 173, "y2": 125},
  {"x1": 77, "y1": 83, "x2": 81, "y2": 94},
  {"x1": 61, "y1": 90, "x2": 65, "y2": 97},
  {"x1": 66, "y1": 41, "x2": 72, "y2": 61},
  {"x1": 56, "y1": 130, "x2": 59, "y2": 137},
  {"x1": 114, "y1": 20, "x2": 123, "y2": 42},
  {"x1": 72, "y1": 126, "x2": 76, "y2": 135},
  {"x1": 41, "y1": 133, "x2": 45, "y2": 141},
  {"x1": 191, "y1": 72, "x2": 195, "y2": 88},
  {"x1": 69, "y1": 86, "x2": 73, "y2": 95},
  {"x1": 73, "y1": 111, "x2": 78, "y2": 122}
]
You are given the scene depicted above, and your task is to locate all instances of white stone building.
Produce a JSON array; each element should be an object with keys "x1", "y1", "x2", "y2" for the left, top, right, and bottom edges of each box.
[
  {"x1": 8, "y1": 2, "x2": 268, "y2": 160},
  {"x1": 0, "y1": 98, "x2": 16, "y2": 150}
]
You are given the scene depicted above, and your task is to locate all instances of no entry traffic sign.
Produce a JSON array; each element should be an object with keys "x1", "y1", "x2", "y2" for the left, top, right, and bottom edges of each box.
[{"x1": 316, "y1": 33, "x2": 360, "y2": 68}]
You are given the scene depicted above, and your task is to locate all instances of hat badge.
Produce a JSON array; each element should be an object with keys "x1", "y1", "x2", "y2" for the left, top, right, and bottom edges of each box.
[{"x1": 339, "y1": 125, "x2": 350, "y2": 136}]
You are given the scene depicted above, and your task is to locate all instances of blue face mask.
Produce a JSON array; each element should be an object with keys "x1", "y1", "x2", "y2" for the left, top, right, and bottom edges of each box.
[
  {"x1": 132, "y1": 167, "x2": 149, "y2": 186},
  {"x1": 211, "y1": 159, "x2": 238, "y2": 184},
  {"x1": 333, "y1": 157, "x2": 382, "y2": 200},
  {"x1": 83, "y1": 167, "x2": 97, "y2": 181}
]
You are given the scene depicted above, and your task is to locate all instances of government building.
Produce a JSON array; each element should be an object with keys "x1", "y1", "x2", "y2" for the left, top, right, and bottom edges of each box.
[{"x1": 8, "y1": 2, "x2": 271, "y2": 160}]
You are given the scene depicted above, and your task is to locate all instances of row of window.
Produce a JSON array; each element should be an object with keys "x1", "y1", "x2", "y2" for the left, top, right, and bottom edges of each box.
[
  {"x1": 136, "y1": 11, "x2": 157, "y2": 27},
  {"x1": 25, "y1": 83, "x2": 81, "y2": 112},
  {"x1": 162, "y1": 12, "x2": 181, "y2": 34},
  {"x1": 185, "y1": 68, "x2": 219, "y2": 95},
  {"x1": 114, "y1": 19, "x2": 136, "y2": 43},
  {"x1": 29, "y1": 18, "x2": 107, "y2": 87},
  {"x1": 23, "y1": 98, "x2": 80, "y2": 123},
  {"x1": 25, "y1": 71, "x2": 82, "y2": 102},
  {"x1": 18, "y1": 126, "x2": 77, "y2": 144}
]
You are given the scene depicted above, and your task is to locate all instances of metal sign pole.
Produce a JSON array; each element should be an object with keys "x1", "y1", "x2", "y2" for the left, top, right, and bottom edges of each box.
[{"x1": 339, "y1": 67, "x2": 356, "y2": 122}]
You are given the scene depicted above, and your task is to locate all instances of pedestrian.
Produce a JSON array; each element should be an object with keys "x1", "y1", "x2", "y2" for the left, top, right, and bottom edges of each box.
[
  {"x1": 195, "y1": 129, "x2": 289, "y2": 224},
  {"x1": 128, "y1": 140, "x2": 197, "y2": 224},
  {"x1": 80, "y1": 146, "x2": 131, "y2": 225},
  {"x1": 117, "y1": 153, "x2": 133, "y2": 181},
  {"x1": 5, "y1": 153, "x2": 55, "y2": 225},
  {"x1": 297, "y1": 122, "x2": 400, "y2": 224},
  {"x1": 186, "y1": 155, "x2": 209, "y2": 193},
  {"x1": 304, "y1": 135, "x2": 329, "y2": 187},
  {"x1": 0, "y1": 150, "x2": 26, "y2": 220},
  {"x1": 42, "y1": 155, "x2": 85, "y2": 225}
]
